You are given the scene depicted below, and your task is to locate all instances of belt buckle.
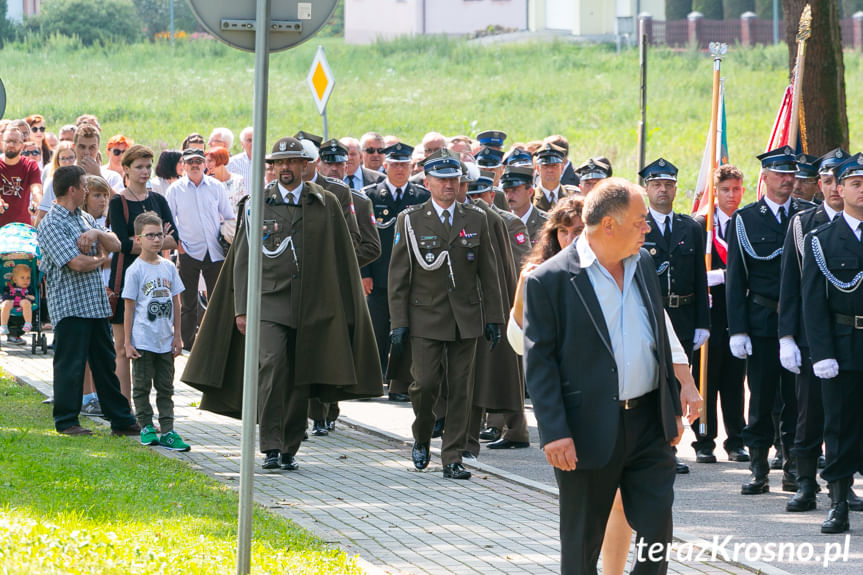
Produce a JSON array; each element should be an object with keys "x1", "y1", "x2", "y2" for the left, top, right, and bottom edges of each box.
[
  {"x1": 622, "y1": 398, "x2": 635, "y2": 410},
  {"x1": 668, "y1": 294, "x2": 679, "y2": 309},
  {"x1": 855, "y1": 316, "x2": 863, "y2": 330}
]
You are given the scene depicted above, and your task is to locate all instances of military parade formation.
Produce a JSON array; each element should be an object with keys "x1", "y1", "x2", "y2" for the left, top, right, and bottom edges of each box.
[{"x1": 179, "y1": 126, "x2": 863, "y2": 539}]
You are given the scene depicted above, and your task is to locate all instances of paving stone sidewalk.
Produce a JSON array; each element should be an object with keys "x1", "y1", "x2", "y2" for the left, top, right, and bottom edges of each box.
[{"x1": 3, "y1": 340, "x2": 768, "y2": 574}]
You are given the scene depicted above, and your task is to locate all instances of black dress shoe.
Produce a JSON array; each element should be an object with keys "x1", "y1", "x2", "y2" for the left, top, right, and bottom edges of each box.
[
  {"x1": 280, "y1": 453, "x2": 299, "y2": 471},
  {"x1": 312, "y1": 420, "x2": 328, "y2": 437},
  {"x1": 412, "y1": 442, "x2": 430, "y2": 470},
  {"x1": 388, "y1": 392, "x2": 410, "y2": 402},
  {"x1": 741, "y1": 476, "x2": 770, "y2": 495},
  {"x1": 675, "y1": 456, "x2": 690, "y2": 474},
  {"x1": 326, "y1": 420, "x2": 336, "y2": 432},
  {"x1": 727, "y1": 447, "x2": 750, "y2": 462},
  {"x1": 695, "y1": 449, "x2": 717, "y2": 463},
  {"x1": 431, "y1": 418, "x2": 445, "y2": 438},
  {"x1": 262, "y1": 450, "x2": 281, "y2": 469},
  {"x1": 487, "y1": 438, "x2": 529, "y2": 450},
  {"x1": 479, "y1": 426, "x2": 501, "y2": 442},
  {"x1": 462, "y1": 451, "x2": 477, "y2": 461},
  {"x1": 770, "y1": 451, "x2": 783, "y2": 470},
  {"x1": 443, "y1": 463, "x2": 471, "y2": 480}
]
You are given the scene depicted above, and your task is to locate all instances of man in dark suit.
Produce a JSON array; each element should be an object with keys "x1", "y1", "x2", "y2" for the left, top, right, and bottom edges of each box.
[
  {"x1": 691, "y1": 165, "x2": 748, "y2": 464},
  {"x1": 341, "y1": 136, "x2": 385, "y2": 191},
  {"x1": 532, "y1": 142, "x2": 572, "y2": 212},
  {"x1": 726, "y1": 146, "x2": 812, "y2": 495},
  {"x1": 525, "y1": 178, "x2": 682, "y2": 575},
  {"x1": 802, "y1": 152, "x2": 863, "y2": 533},
  {"x1": 362, "y1": 143, "x2": 429, "y2": 401}
]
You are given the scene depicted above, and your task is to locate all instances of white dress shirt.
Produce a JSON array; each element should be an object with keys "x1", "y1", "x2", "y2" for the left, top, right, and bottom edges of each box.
[
  {"x1": 518, "y1": 204, "x2": 535, "y2": 226},
  {"x1": 431, "y1": 199, "x2": 455, "y2": 226},
  {"x1": 843, "y1": 211, "x2": 863, "y2": 241},
  {"x1": 763, "y1": 195, "x2": 792, "y2": 223},
  {"x1": 167, "y1": 174, "x2": 235, "y2": 262}
]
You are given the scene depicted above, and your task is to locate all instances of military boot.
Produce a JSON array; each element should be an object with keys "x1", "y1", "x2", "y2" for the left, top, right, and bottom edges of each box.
[
  {"x1": 847, "y1": 478, "x2": 863, "y2": 512},
  {"x1": 742, "y1": 447, "x2": 770, "y2": 495},
  {"x1": 786, "y1": 457, "x2": 817, "y2": 512},
  {"x1": 822, "y1": 479, "x2": 850, "y2": 534},
  {"x1": 781, "y1": 446, "x2": 798, "y2": 493}
]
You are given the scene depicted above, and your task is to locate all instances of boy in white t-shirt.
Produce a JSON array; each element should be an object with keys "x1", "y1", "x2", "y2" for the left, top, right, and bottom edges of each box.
[{"x1": 122, "y1": 212, "x2": 189, "y2": 451}]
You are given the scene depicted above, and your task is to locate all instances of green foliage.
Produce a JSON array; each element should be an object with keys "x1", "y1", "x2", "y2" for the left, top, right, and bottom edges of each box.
[
  {"x1": 693, "y1": 0, "x2": 723, "y2": 19},
  {"x1": 319, "y1": 0, "x2": 344, "y2": 37},
  {"x1": 841, "y1": 0, "x2": 863, "y2": 17},
  {"x1": 25, "y1": 0, "x2": 143, "y2": 46},
  {"x1": 0, "y1": 0, "x2": 17, "y2": 47},
  {"x1": 754, "y1": 0, "x2": 782, "y2": 19},
  {"x1": 131, "y1": 0, "x2": 200, "y2": 37},
  {"x1": 723, "y1": 0, "x2": 755, "y2": 18},
  {"x1": 666, "y1": 0, "x2": 694, "y2": 20},
  {"x1": 0, "y1": 374, "x2": 361, "y2": 574}
]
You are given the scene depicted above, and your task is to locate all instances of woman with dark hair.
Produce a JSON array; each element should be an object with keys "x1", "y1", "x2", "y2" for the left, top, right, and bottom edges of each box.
[
  {"x1": 150, "y1": 150, "x2": 183, "y2": 196},
  {"x1": 507, "y1": 193, "x2": 699, "y2": 575},
  {"x1": 26, "y1": 114, "x2": 52, "y2": 168}
]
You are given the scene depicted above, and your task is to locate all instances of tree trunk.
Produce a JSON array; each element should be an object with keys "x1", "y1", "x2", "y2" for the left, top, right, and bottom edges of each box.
[
  {"x1": 783, "y1": 0, "x2": 849, "y2": 154},
  {"x1": 723, "y1": 1, "x2": 756, "y2": 19},
  {"x1": 693, "y1": 0, "x2": 723, "y2": 19},
  {"x1": 666, "y1": 0, "x2": 694, "y2": 20}
]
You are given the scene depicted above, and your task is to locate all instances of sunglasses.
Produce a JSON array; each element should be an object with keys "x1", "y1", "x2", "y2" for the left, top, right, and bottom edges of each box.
[
  {"x1": 138, "y1": 232, "x2": 165, "y2": 240},
  {"x1": 31, "y1": 126, "x2": 46, "y2": 133},
  {"x1": 22, "y1": 150, "x2": 41, "y2": 157},
  {"x1": 364, "y1": 147, "x2": 385, "y2": 155},
  {"x1": 111, "y1": 148, "x2": 127, "y2": 156},
  {"x1": 187, "y1": 138, "x2": 205, "y2": 144}
]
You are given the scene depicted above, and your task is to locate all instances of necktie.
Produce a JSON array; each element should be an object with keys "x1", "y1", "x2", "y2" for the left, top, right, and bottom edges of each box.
[
  {"x1": 347, "y1": 175, "x2": 355, "y2": 190},
  {"x1": 718, "y1": 221, "x2": 726, "y2": 241},
  {"x1": 442, "y1": 209, "x2": 451, "y2": 233},
  {"x1": 395, "y1": 187, "x2": 402, "y2": 202},
  {"x1": 858, "y1": 222, "x2": 863, "y2": 242},
  {"x1": 663, "y1": 217, "x2": 671, "y2": 247},
  {"x1": 778, "y1": 206, "x2": 787, "y2": 225}
]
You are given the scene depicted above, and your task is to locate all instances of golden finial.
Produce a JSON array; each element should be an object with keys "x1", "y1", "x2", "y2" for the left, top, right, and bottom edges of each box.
[{"x1": 797, "y1": 4, "x2": 812, "y2": 43}]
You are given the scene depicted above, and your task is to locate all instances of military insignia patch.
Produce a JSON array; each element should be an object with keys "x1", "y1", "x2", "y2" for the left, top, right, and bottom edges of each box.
[
  {"x1": 649, "y1": 248, "x2": 657, "y2": 255},
  {"x1": 759, "y1": 205, "x2": 768, "y2": 214},
  {"x1": 370, "y1": 214, "x2": 376, "y2": 225},
  {"x1": 425, "y1": 252, "x2": 435, "y2": 263},
  {"x1": 394, "y1": 231, "x2": 400, "y2": 245},
  {"x1": 279, "y1": 141, "x2": 287, "y2": 152},
  {"x1": 515, "y1": 232, "x2": 526, "y2": 245}
]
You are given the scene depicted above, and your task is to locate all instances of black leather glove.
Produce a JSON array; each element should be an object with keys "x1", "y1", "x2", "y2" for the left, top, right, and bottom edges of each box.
[
  {"x1": 390, "y1": 327, "x2": 409, "y2": 357},
  {"x1": 484, "y1": 323, "x2": 501, "y2": 352}
]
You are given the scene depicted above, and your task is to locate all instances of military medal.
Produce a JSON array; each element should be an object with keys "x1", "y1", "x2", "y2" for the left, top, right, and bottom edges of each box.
[
  {"x1": 650, "y1": 248, "x2": 657, "y2": 255},
  {"x1": 425, "y1": 252, "x2": 435, "y2": 263},
  {"x1": 383, "y1": 209, "x2": 389, "y2": 216},
  {"x1": 466, "y1": 251, "x2": 475, "y2": 262}
]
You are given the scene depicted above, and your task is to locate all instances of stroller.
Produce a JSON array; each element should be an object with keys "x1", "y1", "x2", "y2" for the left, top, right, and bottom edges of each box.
[{"x1": 0, "y1": 222, "x2": 48, "y2": 354}]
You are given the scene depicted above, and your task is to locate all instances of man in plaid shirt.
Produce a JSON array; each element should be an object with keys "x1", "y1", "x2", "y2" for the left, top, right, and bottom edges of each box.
[{"x1": 38, "y1": 165, "x2": 140, "y2": 436}]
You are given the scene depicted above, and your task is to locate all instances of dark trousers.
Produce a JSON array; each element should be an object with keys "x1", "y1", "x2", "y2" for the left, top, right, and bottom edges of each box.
[
  {"x1": 131, "y1": 350, "x2": 175, "y2": 432},
  {"x1": 53, "y1": 317, "x2": 136, "y2": 432},
  {"x1": 485, "y1": 410, "x2": 530, "y2": 442},
  {"x1": 308, "y1": 398, "x2": 339, "y2": 422},
  {"x1": 820, "y1": 370, "x2": 863, "y2": 483},
  {"x1": 410, "y1": 335, "x2": 477, "y2": 465},
  {"x1": 366, "y1": 288, "x2": 390, "y2": 373},
  {"x1": 741, "y1": 336, "x2": 797, "y2": 450},
  {"x1": 691, "y1": 333, "x2": 746, "y2": 453},
  {"x1": 178, "y1": 252, "x2": 222, "y2": 350},
  {"x1": 791, "y1": 352, "x2": 824, "y2": 459},
  {"x1": 555, "y1": 396, "x2": 675, "y2": 575},
  {"x1": 258, "y1": 321, "x2": 308, "y2": 455}
]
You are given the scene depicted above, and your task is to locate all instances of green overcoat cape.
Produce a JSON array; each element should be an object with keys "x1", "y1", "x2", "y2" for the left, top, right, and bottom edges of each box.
[{"x1": 181, "y1": 184, "x2": 383, "y2": 418}]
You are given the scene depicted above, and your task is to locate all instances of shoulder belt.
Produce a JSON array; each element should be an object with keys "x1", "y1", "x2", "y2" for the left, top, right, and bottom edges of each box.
[
  {"x1": 403, "y1": 211, "x2": 455, "y2": 288},
  {"x1": 809, "y1": 234, "x2": 863, "y2": 293}
]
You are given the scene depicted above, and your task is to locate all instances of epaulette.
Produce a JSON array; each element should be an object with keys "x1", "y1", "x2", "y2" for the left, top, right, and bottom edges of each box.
[
  {"x1": 464, "y1": 202, "x2": 485, "y2": 213},
  {"x1": 323, "y1": 176, "x2": 350, "y2": 191},
  {"x1": 791, "y1": 198, "x2": 814, "y2": 212},
  {"x1": 403, "y1": 203, "x2": 423, "y2": 214},
  {"x1": 737, "y1": 201, "x2": 761, "y2": 214},
  {"x1": 350, "y1": 188, "x2": 368, "y2": 199},
  {"x1": 809, "y1": 218, "x2": 836, "y2": 238}
]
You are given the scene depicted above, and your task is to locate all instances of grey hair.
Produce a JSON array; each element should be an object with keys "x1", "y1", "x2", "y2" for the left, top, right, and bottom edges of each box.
[
  {"x1": 209, "y1": 127, "x2": 234, "y2": 148},
  {"x1": 360, "y1": 132, "x2": 384, "y2": 147},
  {"x1": 583, "y1": 177, "x2": 640, "y2": 228}
]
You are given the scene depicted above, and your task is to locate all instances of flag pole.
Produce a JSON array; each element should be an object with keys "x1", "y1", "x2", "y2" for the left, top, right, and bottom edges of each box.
[
  {"x1": 787, "y1": 4, "x2": 812, "y2": 152},
  {"x1": 698, "y1": 41, "x2": 726, "y2": 436}
]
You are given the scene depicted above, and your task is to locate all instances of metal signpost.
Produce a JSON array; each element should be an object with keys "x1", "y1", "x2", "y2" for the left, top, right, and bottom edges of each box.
[
  {"x1": 185, "y1": 2, "x2": 339, "y2": 573},
  {"x1": 0, "y1": 77, "x2": 6, "y2": 120},
  {"x1": 306, "y1": 45, "x2": 335, "y2": 140}
]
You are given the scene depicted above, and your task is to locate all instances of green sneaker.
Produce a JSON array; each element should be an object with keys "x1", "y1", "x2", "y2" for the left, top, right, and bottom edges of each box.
[
  {"x1": 140, "y1": 425, "x2": 159, "y2": 446},
  {"x1": 159, "y1": 430, "x2": 191, "y2": 452}
]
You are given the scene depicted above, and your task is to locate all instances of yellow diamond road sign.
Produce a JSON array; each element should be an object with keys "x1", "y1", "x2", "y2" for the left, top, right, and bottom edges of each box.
[{"x1": 307, "y1": 45, "x2": 334, "y2": 115}]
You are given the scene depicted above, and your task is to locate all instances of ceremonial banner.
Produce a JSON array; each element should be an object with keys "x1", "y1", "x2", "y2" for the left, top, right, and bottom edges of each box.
[{"x1": 692, "y1": 80, "x2": 729, "y2": 216}]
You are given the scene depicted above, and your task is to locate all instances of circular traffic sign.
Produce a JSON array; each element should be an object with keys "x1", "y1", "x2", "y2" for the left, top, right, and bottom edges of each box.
[{"x1": 187, "y1": 0, "x2": 339, "y2": 53}]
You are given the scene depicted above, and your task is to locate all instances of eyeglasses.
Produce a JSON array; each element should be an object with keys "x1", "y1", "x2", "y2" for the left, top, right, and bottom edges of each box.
[
  {"x1": 31, "y1": 126, "x2": 46, "y2": 133},
  {"x1": 187, "y1": 138, "x2": 205, "y2": 144},
  {"x1": 185, "y1": 159, "x2": 204, "y2": 165},
  {"x1": 138, "y1": 232, "x2": 165, "y2": 240},
  {"x1": 22, "y1": 150, "x2": 41, "y2": 157},
  {"x1": 364, "y1": 147, "x2": 385, "y2": 155},
  {"x1": 111, "y1": 148, "x2": 126, "y2": 156}
]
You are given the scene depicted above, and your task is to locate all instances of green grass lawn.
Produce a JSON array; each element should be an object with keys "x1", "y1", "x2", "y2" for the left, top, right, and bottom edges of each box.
[
  {"x1": 3, "y1": 34, "x2": 862, "y2": 207},
  {"x1": 0, "y1": 374, "x2": 361, "y2": 574}
]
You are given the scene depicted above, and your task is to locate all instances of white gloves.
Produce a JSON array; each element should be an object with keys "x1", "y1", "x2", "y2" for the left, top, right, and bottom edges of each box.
[
  {"x1": 707, "y1": 269, "x2": 726, "y2": 287},
  {"x1": 693, "y1": 329, "x2": 710, "y2": 350},
  {"x1": 813, "y1": 359, "x2": 839, "y2": 380},
  {"x1": 779, "y1": 336, "x2": 801, "y2": 374},
  {"x1": 729, "y1": 334, "x2": 752, "y2": 359}
]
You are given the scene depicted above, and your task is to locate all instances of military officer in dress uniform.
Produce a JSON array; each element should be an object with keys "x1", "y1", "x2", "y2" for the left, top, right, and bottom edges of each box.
[
  {"x1": 476, "y1": 129, "x2": 507, "y2": 152},
  {"x1": 802, "y1": 152, "x2": 863, "y2": 533},
  {"x1": 503, "y1": 165, "x2": 548, "y2": 245},
  {"x1": 362, "y1": 143, "x2": 430, "y2": 401},
  {"x1": 575, "y1": 157, "x2": 612, "y2": 195},
  {"x1": 779, "y1": 151, "x2": 845, "y2": 512},
  {"x1": 388, "y1": 151, "x2": 505, "y2": 480},
  {"x1": 727, "y1": 146, "x2": 811, "y2": 495},
  {"x1": 532, "y1": 142, "x2": 572, "y2": 212},
  {"x1": 478, "y1": 169, "x2": 532, "y2": 271},
  {"x1": 640, "y1": 158, "x2": 710, "y2": 475},
  {"x1": 504, "y1": 147, "x2": 534, "y2": 168},
  {"x1": 793, "y1": 154, "x2": 821, "y2": 203},
  {"x1": 475, "y1": 146, "x2": 510, "y2": 210},
  {"x1": 691, "y1": 165, "x2": 749, "y2": 465}
]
